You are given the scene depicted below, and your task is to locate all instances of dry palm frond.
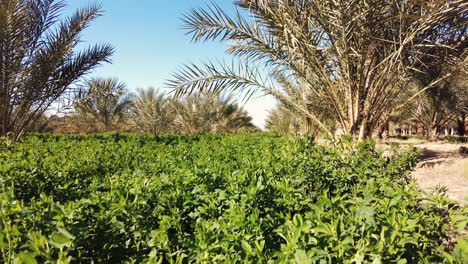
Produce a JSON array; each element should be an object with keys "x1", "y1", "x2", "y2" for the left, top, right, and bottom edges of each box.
[
  {"x1": 130, "y1": 88, "x2": 176, "y2": 134},
  {"x1": 173, "y1": 91, "x2": 255, "y2": 134}
]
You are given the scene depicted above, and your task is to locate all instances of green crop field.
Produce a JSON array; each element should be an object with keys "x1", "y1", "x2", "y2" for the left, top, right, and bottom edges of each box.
[{"x1": 0, "y1": 133, "x2": 467, "y2": 263}]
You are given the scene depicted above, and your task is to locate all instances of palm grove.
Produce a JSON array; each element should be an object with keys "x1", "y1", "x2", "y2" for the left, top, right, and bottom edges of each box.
[
  {"x1": 0, "y1": 0, "x2": 255, "y2": 138},
  {"x1": 1, "y1": 0, "x2": 467, "y2": 140}
]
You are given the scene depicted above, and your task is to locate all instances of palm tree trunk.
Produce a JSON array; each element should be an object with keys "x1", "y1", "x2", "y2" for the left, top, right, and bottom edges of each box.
[
  {"x1": 457, "y1": 113, "x2": 466, "y2": 136},
  {"x1": 0, "y1": 83, "x2": 10, "y2": 137},
  {"x1": 376, "y1": 119, "x2": 389, "y2": 140},
  {"x1": 395, "y1": 127, "x2": 402, "y2": 137},
  {"x1": 417, "y1": 122, "x2": 425, "y2": 137},
  {"x1": 429, "y1": 126, "x2": 438, "y2": 141},
  {"x1": 358, "y1": 119, "x2": 371, "y2": 141},
  {"x1": 0, "y1": 106, "x2": 7, "y2": 137}
]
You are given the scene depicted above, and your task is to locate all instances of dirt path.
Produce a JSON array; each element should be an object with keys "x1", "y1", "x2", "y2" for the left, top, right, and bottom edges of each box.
[{"x1": 411, "y1": 143, "x2": 468, "y2": 205}]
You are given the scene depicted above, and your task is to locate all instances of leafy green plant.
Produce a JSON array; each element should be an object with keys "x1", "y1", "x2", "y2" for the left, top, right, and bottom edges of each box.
[
  {"x1": 0, "y1": 133, "x2": 466, "y2": 263},
  {"x1": 443, "y1": 136, "x2": 468, "y2": 144}
]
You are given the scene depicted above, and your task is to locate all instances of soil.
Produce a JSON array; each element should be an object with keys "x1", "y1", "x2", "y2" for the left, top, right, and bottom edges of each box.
[
  {"x1": 378, "y1": 140, "x2": 468, "y2": 205},
  {"x1": 411, "y1": 142, "x2": 468, "y2": 205}
]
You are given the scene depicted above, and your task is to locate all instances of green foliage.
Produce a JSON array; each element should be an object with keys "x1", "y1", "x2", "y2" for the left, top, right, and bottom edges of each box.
[
  {"x1": 169, "y1": 0, "x2": 466, "y2": 140},
  {"x1": 266, "y1": 103, "x2": 331, "y2": 137},
  {"x1": 130, "y1": 88, "x2": 176, "y2": 134},
  {"x1": 443, "y1": 136, "x2": 468, "y2": 144},
  {"x1": 74, "y1": 78, "x2": 133, "y2": 132},
  {"x1": 0, "y1": 133, "x2": 466, "y2": 263},
  {"x1": 173, "y1": 92, "x2": 256, "y2": 134},
  {"x1": 0, "y1": 0, "x2": 113, "y2": 139}
]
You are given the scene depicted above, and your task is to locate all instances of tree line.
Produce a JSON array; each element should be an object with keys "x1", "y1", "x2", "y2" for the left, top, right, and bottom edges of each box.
[
  {"x1": 0, "y1": 0, "x2": 255, "y2": 138},
  {"x1": 35, "y1": 78, "x2": 256, "y2": 134},
  {"x1": 1, "y1": 0, "x2": 467, "y2": 140},
  {"x1": 169, "y1": 0, "x2": 467, "y2": 141},
  {"x1": 266, "y1": 63, "x2": 467, "y2": 140}
]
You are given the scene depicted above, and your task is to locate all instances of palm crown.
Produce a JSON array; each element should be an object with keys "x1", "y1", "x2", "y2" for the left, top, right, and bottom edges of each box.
[{"x1": 0, "y1": 0, "x2": 113, "y2": 139}]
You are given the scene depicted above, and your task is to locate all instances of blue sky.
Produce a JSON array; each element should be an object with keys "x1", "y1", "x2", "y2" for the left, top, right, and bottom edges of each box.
[{"x1": 64, "y1": 0, "x2": 276, "y2": 128}]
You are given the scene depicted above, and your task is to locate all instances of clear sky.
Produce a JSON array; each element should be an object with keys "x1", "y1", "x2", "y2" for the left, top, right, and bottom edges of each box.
[{"x1": 64, "y1": 0, "x2": 276, "y2": 128}]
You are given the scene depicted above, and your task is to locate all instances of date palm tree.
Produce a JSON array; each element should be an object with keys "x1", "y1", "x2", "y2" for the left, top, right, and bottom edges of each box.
[
  {"x1": 451, "y1": 62, "x2": 468, "y2": 136},
  {"x1": 174, "y1": 92, "x2": 255, "y2": 134},
  {"x1": 130, "y1": 88, "x2": 176, "y2": 134},
  {"x1": 411, "y1": 84, "x2": 458, "y2": 140},
  {"x1": 405, "y1": 59, "x2": 468, "y2": 139},
  {"x1": 168, "y1": 0, "x2": 467, "y2": 140},
  {"x1": 266, "y1": 77, "x2": 335, "y2": 138},
  {"x1": 0, "y1": 0, "x2": 113, "y2": 139},
  {"x1": 266, "y1": 105, "x2": 303, "y2": 135},
  {"x1": 74, "y1": 78, "x2": 132, "y2": 132}
]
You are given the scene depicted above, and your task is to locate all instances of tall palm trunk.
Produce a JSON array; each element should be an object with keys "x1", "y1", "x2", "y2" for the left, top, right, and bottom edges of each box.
[
  {"x1": 0, "y1": 103, "x2": 8, "y2": 137},
  {"x1": 358, "y1": 119, "x2": 369, "y2": 141}
]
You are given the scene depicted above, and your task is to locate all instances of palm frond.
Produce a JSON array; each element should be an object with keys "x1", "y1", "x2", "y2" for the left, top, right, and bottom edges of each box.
[
  {"x1": 168, "y1": 60, "x2": 268, "y2": 102},
  {"x1": 0, "y1": 0, "x2": 113, "y2": 138},
  {"x1": 169, "y1": 0, "x2": 467, "y2": 139}
]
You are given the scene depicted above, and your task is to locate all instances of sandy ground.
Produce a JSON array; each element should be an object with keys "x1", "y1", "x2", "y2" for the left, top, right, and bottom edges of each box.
[
  {"x1": 411, "y1": 142, "x2": 468, "y2": 205},
  {"x1": 378, "y1": 141, "x2": 468, "y2": 205}
]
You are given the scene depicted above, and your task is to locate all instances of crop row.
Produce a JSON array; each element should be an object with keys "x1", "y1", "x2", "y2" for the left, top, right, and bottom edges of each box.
[{"x1": 0, "y1": 133, "x2": 467, "y2": 263}]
